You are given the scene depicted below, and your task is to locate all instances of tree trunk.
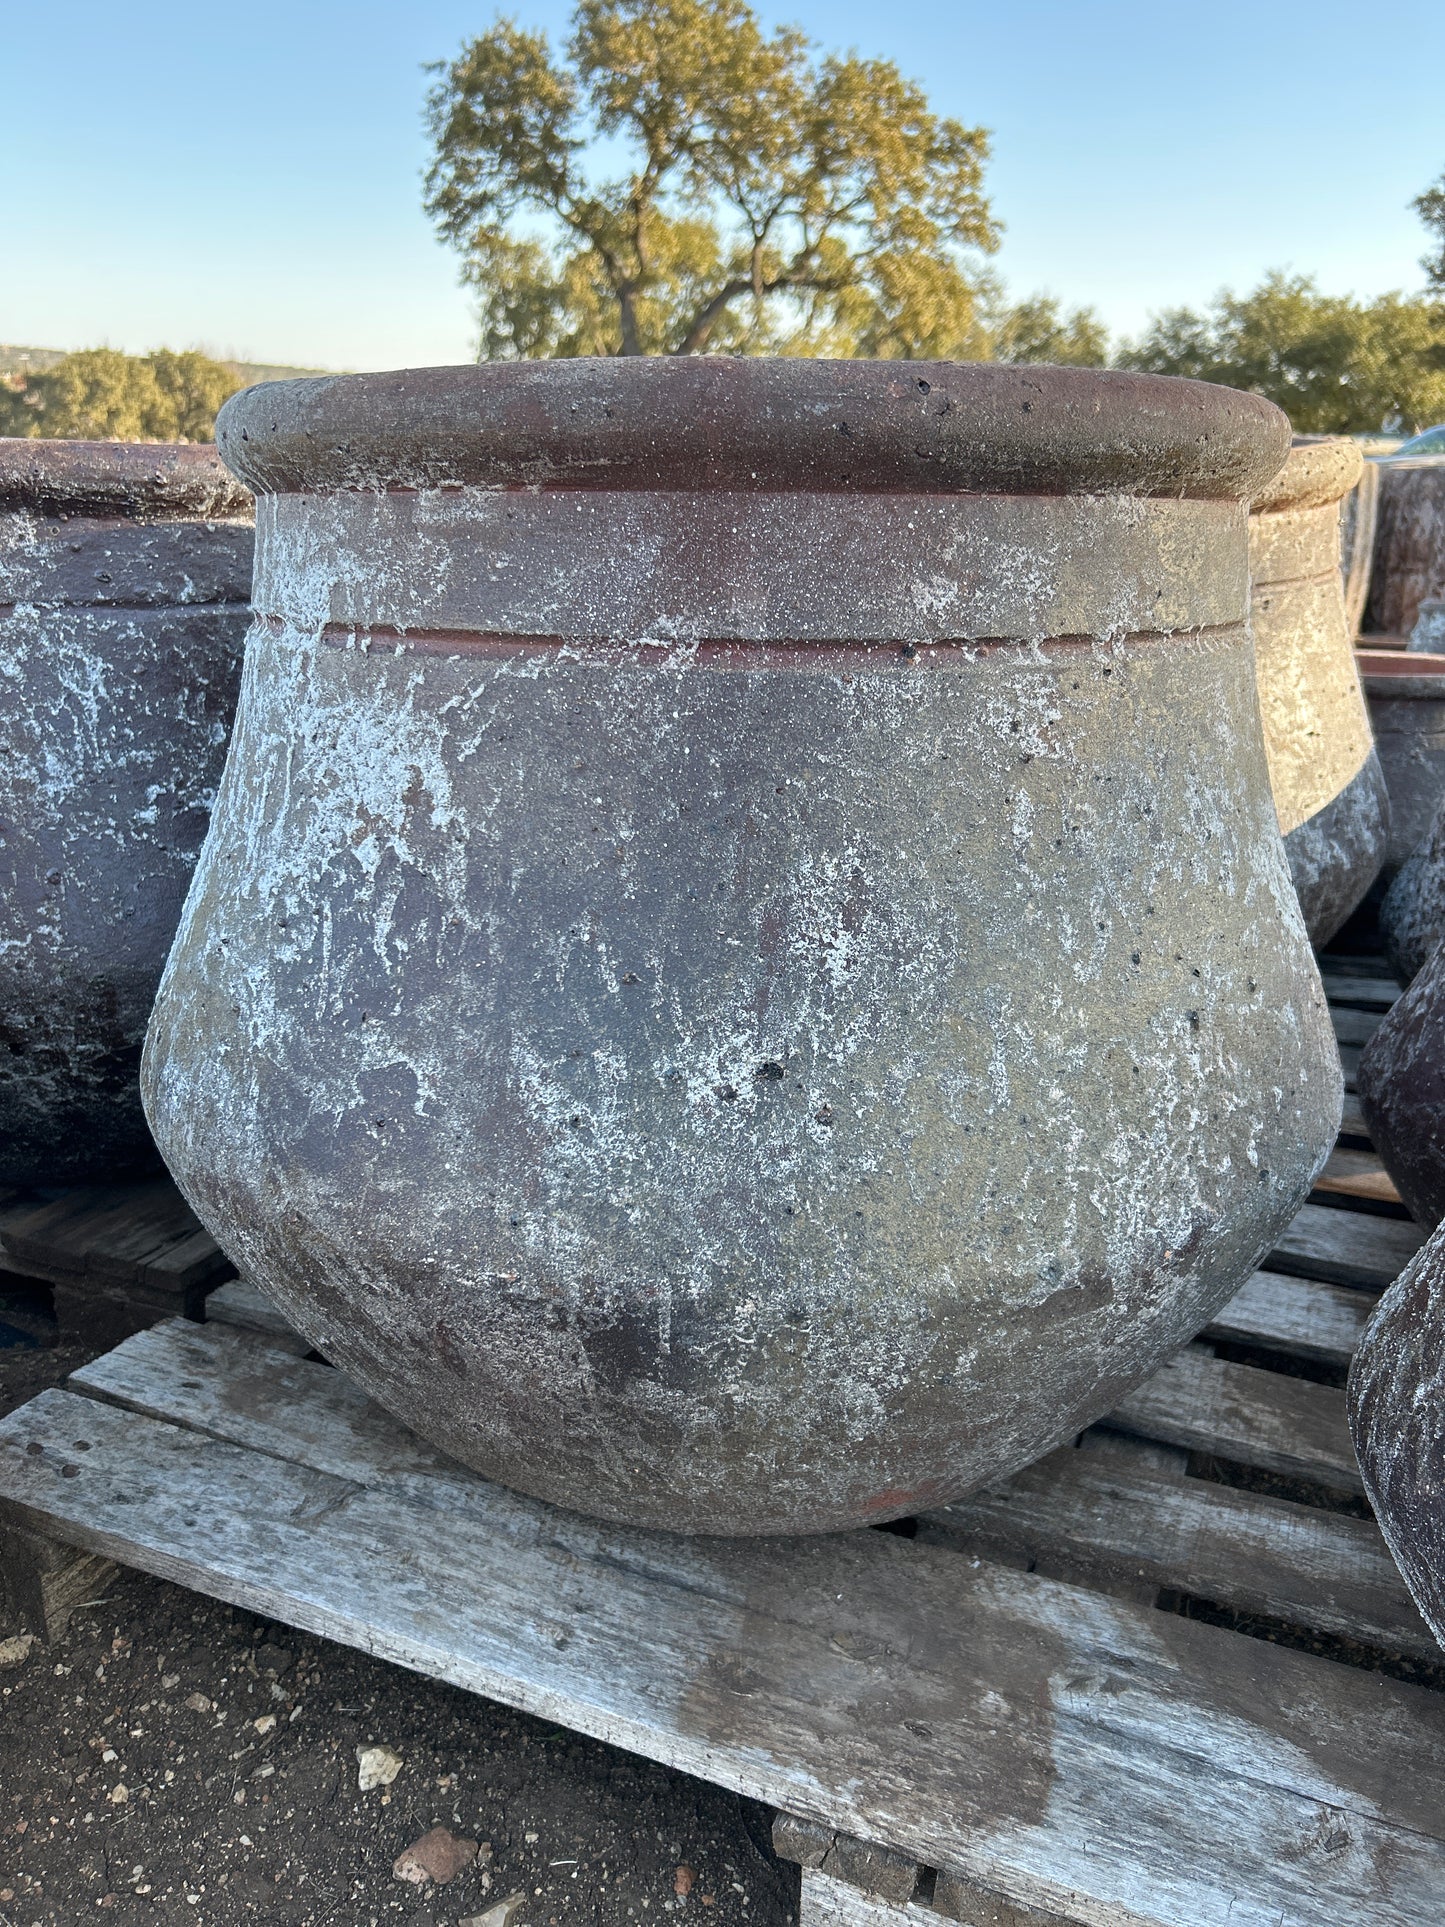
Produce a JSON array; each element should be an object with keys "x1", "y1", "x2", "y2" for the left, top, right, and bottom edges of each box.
[{"x1": 1364, "y1": 459, "x2": 1445, "y2": 638}]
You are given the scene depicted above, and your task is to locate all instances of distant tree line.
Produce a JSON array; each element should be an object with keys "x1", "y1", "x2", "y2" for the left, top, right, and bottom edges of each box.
[
  {"x1": 0, "y1": 348, "x2": 242, "y2": 442},
  {"x1": 5, "y1": 0, "x2": 1445, "y2": 445}
]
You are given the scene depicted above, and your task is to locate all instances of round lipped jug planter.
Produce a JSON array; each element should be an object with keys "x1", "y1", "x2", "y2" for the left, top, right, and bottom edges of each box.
[
  {"x1": 1248, "y1": 437, "x2": 1388, "y2": 944},
  {"x1": 143, "y1": 360, "x2": 1339, "y2": 1537},
  {"x1": 0, "y1": 440, "x2": 251, "y2": 1185}
]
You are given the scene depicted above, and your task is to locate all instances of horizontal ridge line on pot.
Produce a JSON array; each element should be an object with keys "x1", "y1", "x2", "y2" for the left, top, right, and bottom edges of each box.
[
  {"x1": 293, "y1": 617, "x2": 1249, "y2": 666},
  {"x1": 215, "y1": 360, "x2": 1290, "y2": 502}
]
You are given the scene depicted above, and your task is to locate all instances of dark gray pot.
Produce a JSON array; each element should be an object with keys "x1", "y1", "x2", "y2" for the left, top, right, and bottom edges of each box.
[
  {"x1": 1248, "y1": 438, "x2": 1388, "y2": 945},
  {"x1": 1349, "y1": 1222, "x2": 1445, "y2": 1647},
  {"x1": 0, "y1": 441, "x2": 251, "y2": 1183},
  {"x1": 142, "y1": 361, "x2": 1340, "y2": 1535}
]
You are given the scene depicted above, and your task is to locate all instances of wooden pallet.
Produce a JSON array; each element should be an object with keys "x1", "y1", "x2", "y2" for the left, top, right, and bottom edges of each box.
[
  {"x1": 0, "y1": 1177, "x2": 232, "y2": 1344},
  {"x1": 1, "y1": 954, "x2": 1441, "y2": 1927}
]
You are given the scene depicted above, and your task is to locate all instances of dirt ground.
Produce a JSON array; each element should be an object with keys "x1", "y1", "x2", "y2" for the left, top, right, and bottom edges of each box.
[{"x1": 0, "y1": 1281, "x2": 799, "y2": 1927}]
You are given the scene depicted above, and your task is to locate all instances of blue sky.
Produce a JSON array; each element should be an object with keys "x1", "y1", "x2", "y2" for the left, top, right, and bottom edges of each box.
[{"x1": 5, "y1": 0, "x2": 1444, "y2": 369}]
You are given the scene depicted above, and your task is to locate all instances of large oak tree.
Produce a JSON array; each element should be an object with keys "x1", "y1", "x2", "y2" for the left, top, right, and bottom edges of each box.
[{"x1": 424, "y1": 0, "x2": 1003, "y2": 358}]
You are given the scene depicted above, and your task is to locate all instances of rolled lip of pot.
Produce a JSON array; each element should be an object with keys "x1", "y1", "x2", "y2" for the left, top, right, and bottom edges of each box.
[
  {"x1": 0, "y1": 438, "x2": 253, "y2": 522},
  {"x1": 216, "y1": 359, "x2": 1290, "y2": 503},
  {"x1": 1249, "y1": 433, "x2": 1364, "y2": 515}
]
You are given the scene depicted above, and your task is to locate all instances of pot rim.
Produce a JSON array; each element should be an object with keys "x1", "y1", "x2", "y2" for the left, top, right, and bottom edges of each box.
[
  {"x1": 216, "y1": 359, "x2": 1290, "y2": 503},
  {"x1": 1250, "y1": 434, "x2": 1363, "y2": 515},
  {"x1": 0, "y1": 438, "x2": 253, "y2": 522}
]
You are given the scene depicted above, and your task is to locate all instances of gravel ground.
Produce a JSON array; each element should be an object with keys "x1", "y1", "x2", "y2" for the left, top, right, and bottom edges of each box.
[{"x1": 0, "y1": 1282, "x2": 798, "y2": 1927}]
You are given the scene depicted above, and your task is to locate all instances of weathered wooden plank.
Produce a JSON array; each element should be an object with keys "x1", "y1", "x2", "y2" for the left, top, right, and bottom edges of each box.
[
  {"x1": 0, "y1": 1523, "x2": 117, "y2": 1641},
  {"x1": 1104, "y1": 1345, "x2": 1363, "y2": 1494},
  {"x1": 1319, "y1": 953, "x2": 1398, "y2": 985},
  {"x1": 1311, "y1": 1148, "x2": 1402, "y2": 1208},
  {"x1": 1205, "y1": 1269, "x2": 1373, "y2": 1368},
  {"x1": 0, "y1": 1180, "x2": 229, "y2": 1297},
  {"x1": 916, "y1": 1442, "x2": 1439, "y2": 1660},
  {"x1": 1319, "y1": 972, "x2": 1401, "y2": 1011},
  {"x1": 1338, "y1": 1091, "x2": 1371, "y2": 1143},
  {"x1": 7, "y1": 1362, "x2": 1445, "y2": 1926},
  {"x1": 799, "y1": 1866, "x2": 1082, "y2": 1927},
  {"x1": 1330, "y1": 1006, "x2": 1387, "y2": 1048},
  {"x1": 205, "y1": 1277, "x2": 308, "y2": 1352},
  {"x1": 1267, "y1": 1201, "x2": 1425, "y2": 1289}
]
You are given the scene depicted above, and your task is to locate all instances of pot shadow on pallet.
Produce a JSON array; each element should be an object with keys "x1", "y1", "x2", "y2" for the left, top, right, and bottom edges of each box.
[{"x1": 1, "y1": 943, "x2": 1442, "y2": 1927}]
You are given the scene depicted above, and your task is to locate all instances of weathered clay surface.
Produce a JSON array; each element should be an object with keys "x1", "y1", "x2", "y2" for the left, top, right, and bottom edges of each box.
[
  {"x1": 1364, "y1": 458, "x2": 1445, "y2": 639},
  {"x1": 1411, "y1": 598, "x2": 1445, "y2": 652},
  {"x1": 1348, "y1": 1221, "x2": 1445, "y2": 1646},
  {"x1": 1248, "y1": 438, "x2": 1387, "y2": 944},
  {"x1": 1361, "y1": 650, "x2": 1445, "y2": 876},
  {"x1": 1357, "y1": 946, "x2": 1445, "y2": 1225},
  {"x1": 1380, "y1": 788, "x2": 1445, "y2": 983},
  {"x1": 144, "y1": 362, "x2": 1338, "y2": 1537},
  {"x1": 0, "y1": 440, "x2": 251, "y2": 1183}
]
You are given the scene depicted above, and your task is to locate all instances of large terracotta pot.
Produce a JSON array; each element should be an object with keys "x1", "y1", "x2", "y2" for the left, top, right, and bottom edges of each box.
[
  {"x1": 1248, "y1": 438, "x2": 1388, "y2": 943},
  {"x1": 142, "y1": 361, "x2": 1339, "y2": 1537},
  {"x1": 0, "y1": 441, "x2": 251, "y2": 1185},
  {"x1": 1360, "y1": 650, "x2": 1445, "y2": 875},
  {"x1": 1349, "y1": 1221, "x2": 1445, "y2": 1647}
]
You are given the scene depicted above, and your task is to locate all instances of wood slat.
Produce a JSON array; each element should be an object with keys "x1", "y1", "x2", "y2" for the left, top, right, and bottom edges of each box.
[
  {"x1": 8, "y1": 1322, "x2": 1445, "y2": 1926},
  {"x1": 0, "y1": 1180, "x2": 229, "y2": 1297},
  {"x1": 1104, "y1": 1344, "x2": 1362, "y2": 1494},
  {"x1": 1267, "y1": 1201, "x2": 1425, "y2": 1289},
  {"x1": 1330, "y1": 1007, "x2": 1387, "y2": 1048},
  {"x1": 1205, "y1": 1269, "x2": 1374, "y2": 1368},
  {"x1": 1338, "y1": 1091, "x2": 1371, "y2": 1143},
  {"x1": 205, "y1": 1278, "x2": 309, "y2": 1353},
  {"x1": 917, "y1": 1440, "x2": 1439, "y2": 1661},
  {"x1": 1311, "y1": 1149, "x2": 1401, "y2": 1208},
  {"x1": 1319, "y1": 973, "x2": 1402, "y2": 1012}
]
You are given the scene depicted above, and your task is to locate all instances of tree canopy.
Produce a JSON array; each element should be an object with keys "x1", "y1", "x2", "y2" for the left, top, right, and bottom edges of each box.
[
  {"x1": 424, "y1": 0, "x2": 1004, "y2": 358},
  {"x1": 1118, "y1": 272, "x2": 1445, "y2": 434},
  {"x1": 1418, "y1": 171, "x2": 1445, "y2": 292},
  {"x1": 0, "y1": 348, "x2": 242, "y2": 441}
]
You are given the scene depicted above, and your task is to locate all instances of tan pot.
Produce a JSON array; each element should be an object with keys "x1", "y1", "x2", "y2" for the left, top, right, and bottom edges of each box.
[{"x1": 1249, "y1": 439, "x2": 1388, "y2": 942}]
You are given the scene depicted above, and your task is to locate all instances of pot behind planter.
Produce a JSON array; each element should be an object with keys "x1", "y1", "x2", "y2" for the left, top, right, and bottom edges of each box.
[
  {"x1": 1349, "y1": 1222, "x2": 1445, "y2": 1649},
  {"x1": 1379, "y1": 788, "x2": 1445, "y2": 984},
  {"x1": 143, "y1": 360, "x2": 1340, "y2": 1537},
  {"x1": 1360, "y1": 650, "x2": 1445, "y2": 877},
  {"x1": 0, "y1": 441, "x2": 251, "y2": 1184},
  {"x1": 1357, "y1": 945, "x2": 1445, "y2": 1227},
  {"x1": 1249, "y1": 438, "x2": 1388, "y2": 943}
]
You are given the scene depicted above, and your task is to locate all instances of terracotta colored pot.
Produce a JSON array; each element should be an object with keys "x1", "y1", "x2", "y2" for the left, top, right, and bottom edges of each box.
[
  {"x1": 142, "y1": 361, "x2": 1339, "y2": 1537},
  {"x1": 1249, "y1": 438, "x2": 1388, "y2": 943},
  {"x1": 1360, "y1": 650, "x2": 1445, "y2": 875},
  {"x1": 1357, "y1": 945, "x2": 1445, "y2": 1225},
  {"x1": 0, "y1": 441, "x2": 251, "y2": 1184},
  {"x1": 1348, "y1": 1221, "x2": 1445, "y2": 1646}
]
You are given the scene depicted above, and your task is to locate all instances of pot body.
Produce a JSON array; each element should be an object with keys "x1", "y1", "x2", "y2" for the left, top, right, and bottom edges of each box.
[
  {"x1": 1248, "y1": 440, "x2": 1387, "y2": 945},
  {"x1": 1349, "y1": 1221, "x2": 1445, "y2": 1647},
  {"x1": 1361, "y1": 653, "x2": 1445, "y2": 876},
  {"x1": 0, "y1": 443, "x2": 251, "y2": 1183},
  {"x1": 1364, "y1": 458, "x2": 1445, "y2": 640},
  {"x1": 144, "y1": 363, "x2": 1340, "y2": 1537},
  {"x1": 1357, "y1": 948, "x2": 1445, "y2": 1226}
]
